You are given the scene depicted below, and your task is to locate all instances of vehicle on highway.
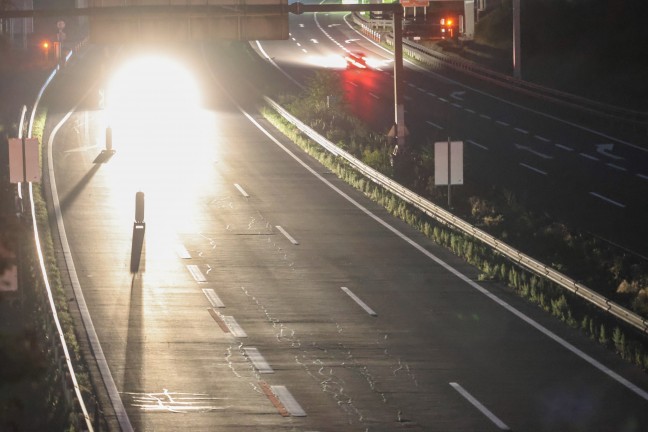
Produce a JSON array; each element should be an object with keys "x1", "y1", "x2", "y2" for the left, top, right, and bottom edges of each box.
[{"x1": 345, "y1": 51, "x2": 368, "y2": 69}]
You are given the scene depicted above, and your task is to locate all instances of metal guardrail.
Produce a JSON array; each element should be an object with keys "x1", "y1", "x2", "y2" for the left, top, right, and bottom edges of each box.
[
  {"x1": 351, "y1": 13, "x2": 648, "y2": 131},
  {"x1": 264, "y1": 96, "x2": 648, "y2": 334}
]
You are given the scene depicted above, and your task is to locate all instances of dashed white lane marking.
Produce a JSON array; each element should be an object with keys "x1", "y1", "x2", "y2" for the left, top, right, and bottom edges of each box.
[
  {"x1": 243, "y1": 348, "x2": 274, "y2": 374},
  {"x1": 495, "y1": 120, "x2": 509, "y2": 127},
  {"x1": 534, "y1": 135, "x2": 551, "y2": 142},
  {"x1": 555, "y1": 143, "x2": 574, "y2": 151},
  {"x1": 606, "y1": 163, "x2": 627, "y2": 172},
  {"x1": 271, "y1": 386, "x2": 306, "y2": 417},
  {"x1": 514, "y1": 127, "x2": 529, "y2": 134},
  {"x1": 580, "y1": 153, "x2": 600, "y2": 161},
  {"x1": 302, "y1": 48, "x2": 308, "y2": 53},
  {"x1": 450, "y1": 382, "x2": 510, "y2": 431},
  {"x1": 369, "y1": 92, "x2": 380, "y2": 100},
  {"x1": 451, "y1": 103, "x2": 462, "y2": 109},
  {"x1": 175, "y1": 244, "x2": 191, "y2": 259},
  {"x1": 519, "y1": 163, "x2": 547, "y2": 176},
  {"x1": 187, "y1": 265, "x2": 207, "y2": 283},
  {"x1": 221, "y1": 315, "x2": 247, "y2": 337},
  {"x1": 347, "y1": 81, "x2": 358, "y2": 87},
  {"x1": 637, "y1": 173, "x2": 648, "y2": 181},
  {"x1": 296, "y1": 42, "x2": 301, "y2": 46},
  {"x1": 404, "y1": 95, "x2": 413, "y2": 101},
  {"x1": 479, "y1": 114, "x2": 491, "y2": 120},
  {"x1": 466, "y1": 139, "x2": 488, "y2": 150},
  {"x1": 427, "y1": 91, "x2": 436, "y2": 97},
  {"x1": 407, "y1": 82, "x2": 417, "y2": 88},
  {"x1": 234, "y1": 183, "x2": 250, "y2": 197},
  {"x1": 426, "y1": 120, "x2": 443, "y2": 130},
  {"x1": 464, "y1": 108, "x2": 476, "y2": 114},
  {"x1": 589, "y1": 192, "x2": 625, "y2": 208},
  {"x1": 275, "y1": 226, "x2": 299, "y2": 245},
  {"x1": 202, "y1": 288, "x2": 225, "y2": 308},
  {"x1": 438, "y1": 97, "x2": 448, "y2": 103},
  {"x1": 341, "y1": 287, "x2": 377, "y2": 316}
]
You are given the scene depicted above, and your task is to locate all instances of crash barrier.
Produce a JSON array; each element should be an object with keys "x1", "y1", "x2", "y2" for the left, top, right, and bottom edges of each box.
[
  {"x1": 351, "y1": 12, "x2": 648, "y2": 134},
  {"x1": 264, "y1": 95, "x2": 648, "y2": 335},
  {"x1": 24, "y1": 39, "x2": 98, "y2": 432}
]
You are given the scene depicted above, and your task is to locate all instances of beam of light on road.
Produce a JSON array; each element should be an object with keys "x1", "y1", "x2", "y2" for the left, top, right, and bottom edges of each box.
[{"x1": 102, "y1": 54, "x2": 219, "y2": 234}]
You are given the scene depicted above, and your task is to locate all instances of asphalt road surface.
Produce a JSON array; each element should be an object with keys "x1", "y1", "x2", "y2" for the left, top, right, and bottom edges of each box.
[{"x1": 41, "y1": 40, "x2": 648, "y2": 432}]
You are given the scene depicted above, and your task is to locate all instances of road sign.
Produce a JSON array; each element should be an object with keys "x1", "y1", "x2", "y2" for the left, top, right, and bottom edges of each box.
[
  {"x1": 401, "y1": 0, "x2": 430, "y2": 7},
  {"x1": 434, "y1": 140, "x2": 463, "y2": 186},
  {"x1": 88, "y1": 0, "x2": 289, "y2": 43},
  {"x1": 8, "y1": 138, "x2": 40, "y2": 183}
]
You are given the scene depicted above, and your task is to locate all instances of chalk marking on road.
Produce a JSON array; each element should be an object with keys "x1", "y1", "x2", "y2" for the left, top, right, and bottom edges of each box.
[
  {"x1": 606, "y1": 163, "x2": 627, "y2": 172},
  {"x1": 369, "y1": 92, "x2": 380, "y2": 100},
  {"x1": 579, "y1": 153, "x2": 599, "y2": 161},
  {"x1": 519, "y1": 163, "x2": 547, "y2": 176},
  {"x1": 479, "y1": 114, "x2": 491, "y2": 120},
  {"x1": 555, "y1": 143, "x2": 574, "y2": 151},
  {"x1": 426, "y1": 120, "x2": 443, "y2": 130},
  {"x1": 466, "y1": 139, "x2": 488, "y2": 150},
  {"x1": 187, "y1": 264, "x2": 207, "y2": 283},
  {"x1": 212, "y1": 59, "x2": 648, "y2": 404},
  {"x1": 175, "y1": 244, "x2": 191, "y2": 259},
  {"x1": 341, "y1": 287, "x2": 377, "y2": 316},
  {"x1": 464, "y1": 108, "x2": 476, "y2": 114},
  {"x1": 243, "y1": 348, "x2": 274, "y2": 374},
  {"x1": 271, "y1": 386, "x2": 306, "y2": 417},
  {"x1": 450, "y1": 382, "x2": 510, "y2": 430},
  {"x1": 221, "y1": 315, "x2": 247, "y2": 337},
  {"x1": 276, "y1": 225, "x2": 299, "y2": 245},
  {"x1": 534, "y1": 134, "x2": 551, "y2": 143},
  {"x1": 637, "y1": 173, "x2": 648, "y2": 181},
  {"x1": 202, "y1": 289, "x2": 225, "y2": 308},
  {"x1": 589, "y1": 192, "x2": 626, "y2": 208},
  {"x1": 234, "y1": 183, "x2": 250, "y2": 197},
  {"x1": 495, "y1": 120, "x2": 509, "y2": 127}
]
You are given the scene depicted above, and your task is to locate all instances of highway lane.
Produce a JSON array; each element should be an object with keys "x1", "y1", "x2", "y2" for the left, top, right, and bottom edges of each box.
[
  {"x1": 254, "y1": 10, "x2": 648, "y2": 257},
  {"x1": 39, "y1": 43, "x2": 648, "y2": 431}
]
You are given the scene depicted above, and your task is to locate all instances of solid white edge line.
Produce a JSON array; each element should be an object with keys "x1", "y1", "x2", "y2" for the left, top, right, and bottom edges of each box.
[
  {"x1": 234, "y1": 183, "x2": 250, "y2": 197},
  {"x1": 450, "y1": 382, "x2": 510, "y2": 430},
  {"x1": 243, "y1": 347, "x2": 274, "y2": 374},
  {"x1": 275, "y1": 225, "x2": 299, "y2": 245},
  {"x1": 271, "y1": 385, "x2": 306, "y2": 417},
  {"x1": 341, "y1": 287, "x2": 377, "y2": 316},
  {"x1": 48, "y1": 110, "x2": 133, "y2": 431},
  {"x1": 203, "y1": 49, "x2": 648, "y2": 404}
]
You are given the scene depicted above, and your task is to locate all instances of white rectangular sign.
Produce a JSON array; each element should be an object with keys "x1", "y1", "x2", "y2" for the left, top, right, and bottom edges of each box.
[
  {"x1": 434, "y1": 140, "x2": 463, "y2": 186},
  {"x1": 8, "y1": 138, "x2": 40, "y2": 183}
]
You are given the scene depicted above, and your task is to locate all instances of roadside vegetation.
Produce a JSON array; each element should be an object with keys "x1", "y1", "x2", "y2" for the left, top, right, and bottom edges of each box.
[{"x1": 213, "y1": 42, "x2": 648, "y2": 372}]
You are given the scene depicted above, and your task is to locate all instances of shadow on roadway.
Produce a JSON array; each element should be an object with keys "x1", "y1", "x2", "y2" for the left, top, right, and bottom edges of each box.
[{"x1": 59, "y1": 163, "x2": 101, "y2": 214}]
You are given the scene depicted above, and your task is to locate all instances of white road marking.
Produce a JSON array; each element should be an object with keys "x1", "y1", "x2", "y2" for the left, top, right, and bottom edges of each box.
[
  {"x1": 427, "y1": 91, "x2": 436, "y2": 97},
  {"x1": 589, "y1": 192, "x2": 625, "y2": 208},
  {"x1": 534, "y1": 135, "x2": 550, "y2": 142},
  {"x1": 369, "y1": 92, "x2": 380, "y2": 100},
  {"x1": 214, "y1": 68, "x2": 648, "y2": 404},
  {"x1": 243, "y1": 348, "x2": 274, "y2": 374},
  {"x1": 519, "y1": 163, "x2": 547, "y2": 176},
  {"x1": 637, "y1": 173, "x2": 648, "y2": 181},
  {"x1": 221, "y1": 315, "x2": 247, "y2": 337},
  {"x1": 466, "y1": 139, "x2": 488, "y2": 150},
  {"x1": 341, "y1": 287, "x2": 377, "y2": 316},
  {"x1": 407, "y1": 82, "x2": 417, "y2": 88},
  {"x1": 302, "y1": 48, "x2": 308, "y2": 53},
  {"x1": 438, "y1": 97, "x2": 448, "y2": 103},
  {"x1": 555, "y1": 143, "x2": 574, "y2": 151},
  {"x1": 606, "y1": 163, "x2": 627, "y2": 172},
  {"x1": 450, "y1": 382, "x2": 510, "y2": 430},
  {"x1": 495, "y1": 120, "x2": 509, "y2": 127},
  {"x1": 271, "y1": 386, "x2": 306, "y2": 417},
  {"x1": 276, "y1": 226, "x2": 299, "y2": 245},
  {"x1": 234, "y1": 183, "x2": 250, "y2": 197},
  {"x1": 347, "y1": 81, "x2": 358, "y2": 87},
  {"x1": 479, "y1": 114, "x2": 491, "y2": 120},
  {"x1": 296, "y1": 42, "x2": 301, "y2": 46},
  {"x1": 187, "y1": 265, "x2": 207, "y2": 283},
  {"x1": 580, "y1": 153, "x2": 600, "y2": 161},
  {"x1": 451, "y1": 103, "x2": 463, "y2": 109},
  {"x1": 514, "y1": 144, "x2": 553, "y2": 159},
  {"x1": 514, "y1": 127, "x2": 529, "y2": 134},
  {"x1": 464, "y1": 108, "x2": 476, "y2": 114},
  {"x1": 426, "y1": 120, "x2": 443, "y2": 130},
  {"x1": 175, "y1": 244, "x2": 191, "y2": 259},
  {"x1": 202, "y1": 289, "x2": 225, "y2": 308}
]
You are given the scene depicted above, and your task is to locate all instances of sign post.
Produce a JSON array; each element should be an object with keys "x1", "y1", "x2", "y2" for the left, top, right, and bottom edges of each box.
[{"x1": 434, "y1": 139, "x2": 463, "y2": 208}]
